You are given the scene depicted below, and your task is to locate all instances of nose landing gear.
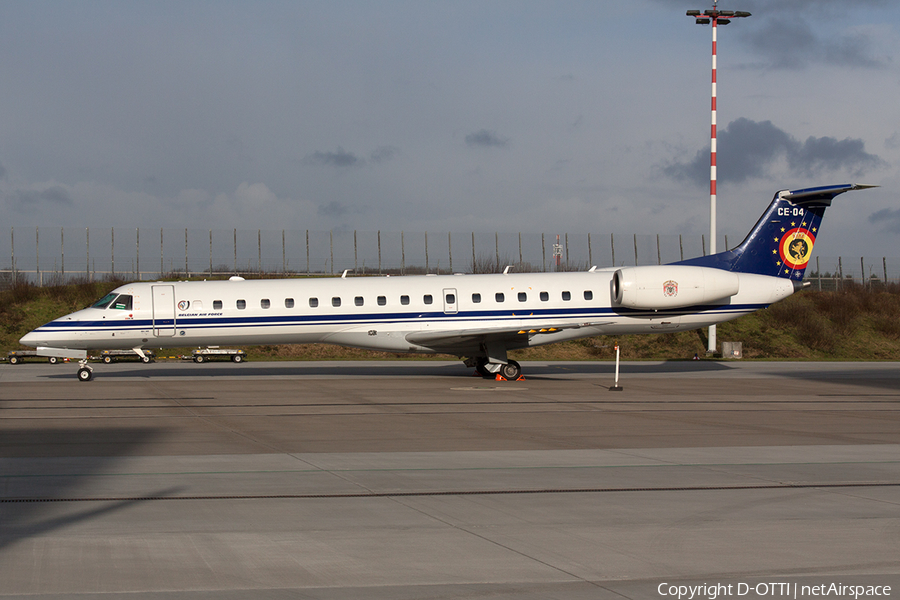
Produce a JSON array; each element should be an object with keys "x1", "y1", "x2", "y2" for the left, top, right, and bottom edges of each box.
[{"x1": 76, "y1": 358, "x2": 93, "y2": 382}]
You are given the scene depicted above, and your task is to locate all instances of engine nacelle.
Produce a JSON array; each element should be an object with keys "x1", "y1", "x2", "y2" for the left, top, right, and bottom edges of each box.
[{"x1": 612, "y1": 265, "x2": 740, "y2": 310}]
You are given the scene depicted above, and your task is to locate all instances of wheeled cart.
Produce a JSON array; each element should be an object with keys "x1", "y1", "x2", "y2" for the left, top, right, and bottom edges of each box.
[
  {"x1": 99, "y1": 349, "x2": 155, "y2": 364},
  {"x1": 6, "y1": 350, "x2": 62, "y2": 365},
  {"x1": 190, "y1": 348, "x2": 247, "y2": 363}
]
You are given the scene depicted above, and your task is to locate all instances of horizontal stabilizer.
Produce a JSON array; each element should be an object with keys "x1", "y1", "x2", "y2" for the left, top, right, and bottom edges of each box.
[{"x1": 783, "y1": 183, "x2": 878, "y2": 205}]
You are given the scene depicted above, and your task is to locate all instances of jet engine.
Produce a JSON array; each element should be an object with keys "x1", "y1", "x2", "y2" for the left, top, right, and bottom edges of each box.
[{"x1": 612, "y1": 265, "x2": 740, "y2": 310}]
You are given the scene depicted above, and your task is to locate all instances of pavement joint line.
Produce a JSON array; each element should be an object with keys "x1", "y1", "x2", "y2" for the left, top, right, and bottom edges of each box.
[
  {"x1": 388, "y1": 494, "x2": 601, "y2": 588},
  {"x1": 8, "y1": 406, "x2": 900, "y2": 420},
  {"x1": 6, "y1": 399, "x2": 900, "y2": 406},
  {"x1": 3, "y1": 459, "x2": 900, "y2": 479},
  {"x1": 3, "y1": 481, "x2": 900, "y2": 503}
]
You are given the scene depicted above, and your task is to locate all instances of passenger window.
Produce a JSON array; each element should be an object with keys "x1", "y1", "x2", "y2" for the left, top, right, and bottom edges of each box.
[
  {"x1": 424, "y1": 295, "x2": 433, "y2": 305},
  {"x1": 401, "y1": 295, "x2": 410, "y2": 305},
  {"x1": 472, "y1": 293, "x2": 481, "y2": 303},
  {"x1": 237, "y1": 299, "x2": 246, "y2": 309},
  {"x1": 446, "y1": 293, "x2": 455, "y2": 304},
  {"x1": 111, "y1": 295, "x2": 133, "y2": 310},
  {"x1": 261, "y1": 299, "x2": 271, "y2": 309},
  {"x1": 332, "y1": 297, "x2": 341, "y2": 307},
  {"x1": 192, "y1": 300, "x2": 203, "y2": 310},
  {"x1": 355, "y1": 296, "x2": 364, "y2": 306},
  {"x1": 377, "y1": 296, "x2": 386, "y2": 306},
  {"x1": 495, "y1": 292, "x2": 505, "y2": 302},
  {"x1": 540, "y1": 291, "x2": 549, "y2": 302},
  {"x1": 517, "y1": 292, "x2": 527, "y2": 302},
  {"x1": 285, "y1": 298, "x2": 294, "y2": 308},
  {"x1": 584, "y1": 290, "x2": 593, "y2": 301},
  {"x1": 213, "y1": 300, "x2": 223, "y2": 310},
  {"x1": 309, "y1": 297, "x2": 319, "y2": 308},
  {"x1": 562, "y1": 291, "x2": 571, "y2": 301}
]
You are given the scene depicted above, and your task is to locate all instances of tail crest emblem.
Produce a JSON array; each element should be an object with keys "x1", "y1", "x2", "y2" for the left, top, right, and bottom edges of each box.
[{"x1": 777, "y1": 227, "x2": 816, "y2": 272}]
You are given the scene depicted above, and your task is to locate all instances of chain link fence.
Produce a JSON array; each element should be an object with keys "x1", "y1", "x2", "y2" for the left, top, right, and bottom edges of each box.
[{"x1": 1, "y1": 226, "x2": 896, "y2": 290}]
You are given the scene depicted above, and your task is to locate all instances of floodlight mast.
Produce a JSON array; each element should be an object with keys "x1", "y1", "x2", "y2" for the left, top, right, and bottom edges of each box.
[{"x1": 685, "y1": 1, "x2": 750, "y2": 354}]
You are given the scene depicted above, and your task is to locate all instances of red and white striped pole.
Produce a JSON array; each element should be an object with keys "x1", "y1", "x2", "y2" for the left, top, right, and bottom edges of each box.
[
  {"x1": 685, "y1": 4, "x2": 751, "y2": 355},
  {"x1": 708, "y1": 10, "x2": 718, "y2": 354},
  {"x1": 710, "y1": 14, "x2": 717, "y2": 258}
]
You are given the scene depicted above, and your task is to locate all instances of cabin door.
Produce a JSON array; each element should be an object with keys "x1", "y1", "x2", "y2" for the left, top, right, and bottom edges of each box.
[
  {"x1": 151, "y1": 285, "x2": 177, "y2": 337},
  {"x1": 442, "y1": 288, "x2": 458, "y2": 314}
]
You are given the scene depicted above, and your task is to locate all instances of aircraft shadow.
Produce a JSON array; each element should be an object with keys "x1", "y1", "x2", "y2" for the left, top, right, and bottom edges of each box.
[
  {"x1": 39, "y1": 359, "x2": 738, "y2": 380},
  {"x1": 36, "y1": 359, "x2": 900, "y2": 392},
  {"x1": 0, "y1": 427, "x2": 169, "y2": 553}
]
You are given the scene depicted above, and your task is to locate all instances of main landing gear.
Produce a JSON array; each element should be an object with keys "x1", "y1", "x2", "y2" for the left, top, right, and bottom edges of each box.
[{"x1": 468, "y1": 357, "x2": 523, "y2": 381}]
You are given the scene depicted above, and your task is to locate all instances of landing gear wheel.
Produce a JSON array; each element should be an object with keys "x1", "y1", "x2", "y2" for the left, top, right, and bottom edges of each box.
[
  {"x1": 77, "y1": 367, "x2": 93, "y2": 382},
  {"x1": 498, "y1": 360, "x2": 521, "y2": 381},
  {"x1": 231, "y1": 354, "x2": 243, "y2": 363},
  {"x1": 48, "y1": 356, "x2": 59, "y2": 364},
  {"x1": 141, "y1": 356, "x2": 151, "y2": 363}
]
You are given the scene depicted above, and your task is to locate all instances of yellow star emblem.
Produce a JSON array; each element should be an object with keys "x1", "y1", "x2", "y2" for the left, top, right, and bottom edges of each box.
[
  {"x1": 781, "y1": 227, "x2": 785, "y2": 232},
  {"x1": 777, "y1": 261, "x2": 781, "y2": 266},
  {"x1": 791, "y1": 222, "x2": 796, "y2": 226}
]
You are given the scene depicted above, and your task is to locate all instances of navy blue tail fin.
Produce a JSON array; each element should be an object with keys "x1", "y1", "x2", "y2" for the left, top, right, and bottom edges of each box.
[{"x1": 674, "y1": 184, "x2": 876, "y2": 280}]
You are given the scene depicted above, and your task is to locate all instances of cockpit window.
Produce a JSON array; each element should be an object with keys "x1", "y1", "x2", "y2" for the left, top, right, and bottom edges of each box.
[
  {"x1": 111, "y1": 295, "x2": 133, "y2": 310},
  {"x1": 91, "y1": 293, "x2": 133, "y2": 310},
  {"x1": 91, "y1": 293, "x2": 118, "y2": 309}
]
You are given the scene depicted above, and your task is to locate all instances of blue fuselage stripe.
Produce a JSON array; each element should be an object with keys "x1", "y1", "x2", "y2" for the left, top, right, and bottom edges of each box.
[{"x1": 34, "y1": 303, "x2": 766, "y2": 334}]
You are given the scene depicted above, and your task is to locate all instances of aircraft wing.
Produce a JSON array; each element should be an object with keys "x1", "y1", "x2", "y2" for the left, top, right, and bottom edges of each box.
[{"x1": 404, "y1": 320, "x2": 611, "y2": 349}]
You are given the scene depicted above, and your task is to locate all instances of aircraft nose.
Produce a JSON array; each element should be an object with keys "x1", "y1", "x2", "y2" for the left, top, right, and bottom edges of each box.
[{"x1": 19, "y1": 331, "x2": 39, "y2": 348}]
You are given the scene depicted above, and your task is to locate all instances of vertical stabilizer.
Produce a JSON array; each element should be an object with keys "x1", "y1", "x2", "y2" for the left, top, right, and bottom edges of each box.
[{"x1": 674, "y1": 184, "x2": 877, "y2": 279}]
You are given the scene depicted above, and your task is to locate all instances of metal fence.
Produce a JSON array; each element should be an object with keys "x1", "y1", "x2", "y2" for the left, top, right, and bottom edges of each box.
[
  {"x1": 1, "y1": 226, "x2": 897, "y2": 289},
  {"x1": 804, "y1": 256, "x2": 900, "y2": 291}
]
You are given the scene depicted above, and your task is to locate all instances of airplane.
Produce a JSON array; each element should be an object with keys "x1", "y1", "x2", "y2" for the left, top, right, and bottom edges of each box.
[{"x1": 19, "y1": 183, "x2": 875, "y2": 382}]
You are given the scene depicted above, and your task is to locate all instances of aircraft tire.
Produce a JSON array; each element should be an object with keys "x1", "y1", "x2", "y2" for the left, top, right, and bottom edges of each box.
[
  {"x1": 77, "y1": 368, "x2": 93, "y2": 382},
  {"x1": 48, "y1": 356, "x2": 59, "y2": 364},
  {"x1": 499, "y1": 360, "x2": 521, "y2": 380},
  {"x1": 141, "y1": 356, "x2": 151, "y2": 363}
]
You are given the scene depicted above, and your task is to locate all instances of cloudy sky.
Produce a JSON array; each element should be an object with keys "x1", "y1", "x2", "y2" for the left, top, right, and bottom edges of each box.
[{"x1": 1, "y1": 0, "x2": 898, "y2": 259}]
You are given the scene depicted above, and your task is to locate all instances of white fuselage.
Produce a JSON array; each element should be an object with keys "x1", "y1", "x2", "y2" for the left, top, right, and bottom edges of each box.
[{"x1": 20, "y1": 270, "x2": 794, "y2": 357}]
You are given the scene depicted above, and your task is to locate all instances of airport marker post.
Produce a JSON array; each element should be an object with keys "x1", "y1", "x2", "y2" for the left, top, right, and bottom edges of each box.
[{"x1": 610, "y1": 343, "x2": 623, "y2": 391}]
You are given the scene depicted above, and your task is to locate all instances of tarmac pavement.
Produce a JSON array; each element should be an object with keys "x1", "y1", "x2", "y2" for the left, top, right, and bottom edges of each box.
[{"x1": 1, "y1": 360, "x2": 898, "y2": 598}]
